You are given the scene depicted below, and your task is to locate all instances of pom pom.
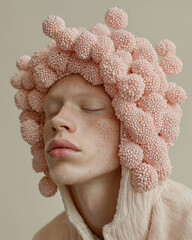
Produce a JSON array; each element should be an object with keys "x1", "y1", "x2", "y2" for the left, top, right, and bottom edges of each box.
[
  {"x1": 56, "y1": 27, "x2": 80, "y2": 51},
  {"x1": 111, "y1": 30, "x2": 136, "y2": 53},
  {"x1": 19, "y1": 109, "x2": 44, "y2": 124},
  {"x1": 155, "y1": 39, "x2": 176, "y2": 57},
  {"x1": 28, "y1": 89, "x2": 44, "y2": 113},
  {"x1": 160, "y1": 54, "x2": 183, "y2": 75},
  {"x1": 82, "y1": 61, "x2": 103, "y2": 85},
  {"x1": 31, "y1": 140, "x2": 45, "y2": 156},
  {"x1": 91, "y1": 35, "x2": 115, "y2": 63},
  {"x1": 118, "y1": 73, "x2": 145, "y2": 102},
  {"x1": 142, "y1": 135, "x2": 169, "y2": 171},
  {"x1": 99, "y1": 55, "x2": 127, "y2": 84},
  {"x1": 67, "y1": 52, "x2": 89, "y2": 74},
  {"x1": 103, "y1": 82, "x2": 118, "y2": 98},
  {"x1": 14, "y1": 89, "x2": 30, "y2": 111},
  {"x1": 47, "y1": 40, "x2": 57, "y2": 50},
  {"x1": 16, "y1": 55, "x2": 31, "y2": 70},
  {"x1": 165, "y1": 82, "x2": 187, "y2": 105},
  {"x1": 42, "y1": 15, "x2": 66, "y2": 39},
  {"x1": 122, "y1": 103, "x2": 156, "y2": 144},
  {"x1": 48, "y1": 48, "x2": 71, "y2": 73},
  {"x1": 132, "y1": 39, "x2": 158, "y2": 63},
  {"x1": 39, "y1": 176, "x2": 57, "y2": 197},
  {"x1": 90, "y1": 23, "x2": 111, "y2": 36},
  {"x1": 33, "y1": 63, "x2": 58, "y2": 88},
  {"x1": 131, "y1": 162, "x2": 159, "y2": 192},
  {"x1": 29, "y1": 48, "x2": 50, "y2": 69},
  {"x1": 137, "y1": 92, "x2": 167, "y2": 132},
  {"x1": 32, "y1": 148, "x2": 47, "y2": 173},
  {"x1": 10, "y1": 72, "x2": 23, "y2": 90},
  {"x1": 118, "y1": 137, "x2": 143, "y2": 169},
  {"x1": 74, "y1": 31, "x2": 97, "y2": 60},
  {"x1": 21, "y1": 70, "x2": 35, "y2": 91},
  {"x1": 114, "y1": 50, "x2": 132, "y2": 68},
  {"x1": 20, "y1": 120, "x2": 43, "y2": 145},
  {"x1": 105, "y1": 7, "x2": 128, "y2": 30}
]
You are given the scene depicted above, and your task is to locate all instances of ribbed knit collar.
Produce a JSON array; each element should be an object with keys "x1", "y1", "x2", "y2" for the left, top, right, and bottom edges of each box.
[{"x1": 58, "y1": 164, "x2": 166, "y2": 240}]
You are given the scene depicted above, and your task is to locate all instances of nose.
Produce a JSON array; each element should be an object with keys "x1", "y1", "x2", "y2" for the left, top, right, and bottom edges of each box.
[{"x1": 50, "y1": 107, "x2": 76, "y2": 133}]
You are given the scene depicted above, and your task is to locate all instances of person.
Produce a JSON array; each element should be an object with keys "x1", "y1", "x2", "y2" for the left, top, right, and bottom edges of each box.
[{"x1": 10, "y1": 7, "x2": 192, "y2": 240}]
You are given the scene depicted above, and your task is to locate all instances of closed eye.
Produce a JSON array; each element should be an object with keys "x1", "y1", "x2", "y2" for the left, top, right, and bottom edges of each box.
[{"x1": 82, "y1": 108, "x2": 104, "y2": 112}]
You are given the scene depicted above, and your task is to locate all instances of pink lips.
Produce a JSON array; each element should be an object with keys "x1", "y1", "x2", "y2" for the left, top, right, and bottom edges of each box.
[{"x1": 47, "y1": 138, "x2": 81, "y2": 158}]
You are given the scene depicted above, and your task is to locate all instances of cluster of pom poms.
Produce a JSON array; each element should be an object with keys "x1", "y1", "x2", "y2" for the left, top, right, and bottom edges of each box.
[{"x1": 10, "y1": 7, "x2": 187, "y2": 197}]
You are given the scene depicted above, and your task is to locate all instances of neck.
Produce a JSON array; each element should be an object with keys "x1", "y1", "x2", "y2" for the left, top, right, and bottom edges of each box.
[{"x1": 69, "y1": 167, "x2": 121, "y2": 239}]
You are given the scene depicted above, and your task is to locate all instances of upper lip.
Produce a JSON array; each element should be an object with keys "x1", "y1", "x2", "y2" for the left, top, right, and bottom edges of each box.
[{"x1": 47, "y1": 139, "x2": 80, "y2": 153}]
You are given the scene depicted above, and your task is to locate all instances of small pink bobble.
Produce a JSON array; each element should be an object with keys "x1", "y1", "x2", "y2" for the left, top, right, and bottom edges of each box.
[
  {"x1": 157, "y1": 159, "x2": 172, "y2": 182},
  {"x1": 91, "y1": 35, "x2": 115, "y2": 63},
  {"x1": 165, "y1": 82, "x2": 187, "y2": 105},
  {"x1": 10, "y1": 72, "x2": 23, "y2": 90},
  {"x1": 99, "y1": 55, "x2": 127, "y2": 84},
  {"x1": 118, "y1": 73, "x2": 145, "y2": 102},
  {"x1": 28, "y1": 89, "x2": 44, "y2": 113},
  {"x1": 74, "y1": 31, "x2": 97, "y2": 60},
  {"x1": 118, "y1": 137, "x2": 143, "y2": 169},
  {"x1": 32, "y1": 148, "x2": 47, "y2": 173},
  {"x1": 105, "y1": 7, "x2": 128, "y2": 30},
  {"x1": 155, "y1": 39, "x2": 176, "y2": 57},
  {"x1": 160, "y1": 54, "x2": 183, "y2": 75},
  {"x1": 131, "y1": 162, "x2": 159, "y2": 192},
  {"x1": 56, "y1": 27, "x2": 80, "y2": 51},
  {"x1": 16, "y1": 55, "x2": 31, "y2": 70},
  {"x1": 90, "y1": 23, "x2": 111, "y2": 36},
  {"x1": 20, "y1": 119, "x2": 43, "y2": 145},
  {"x1": 111, "y1": 30, "x2": 136, "y2": 53},
  {"x1": 14, "y1": 89, "x2": 30, "y2": 111},
  {"x1": 42, "y1": 15, "x2": 66, "y2": 39},
  {"x1": 39, "y1": 176, "x2": 58, "y2": 197},
  {"x1": 21, "y1": 70, "x2": 35, "y2": 91}
]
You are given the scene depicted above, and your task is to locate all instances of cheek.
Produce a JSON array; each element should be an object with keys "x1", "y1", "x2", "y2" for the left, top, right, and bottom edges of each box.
[{"x1": 94, "y1": 114, "x2": 120, "y2": 160}]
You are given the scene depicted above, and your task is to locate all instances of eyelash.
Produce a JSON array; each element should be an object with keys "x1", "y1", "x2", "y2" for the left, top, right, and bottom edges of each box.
[{"x1": 46, "y1": 108, "x2": 104, "y2": 117}]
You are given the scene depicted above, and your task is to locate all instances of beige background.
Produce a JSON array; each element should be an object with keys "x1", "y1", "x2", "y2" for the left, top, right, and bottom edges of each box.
[{"x1": 1, "y1": 0, "x2": 192, "y2": 239}]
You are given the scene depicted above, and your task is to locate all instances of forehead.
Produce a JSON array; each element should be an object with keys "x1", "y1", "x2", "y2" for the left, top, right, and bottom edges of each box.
[{"x1": 43, "y1": 74, "x2": 111, "y2": 102}]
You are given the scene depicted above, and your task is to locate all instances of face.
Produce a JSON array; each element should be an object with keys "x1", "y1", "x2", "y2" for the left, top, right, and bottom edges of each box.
[{"x1": 43, "y1": 73, "x2": 121, "y2": 186}]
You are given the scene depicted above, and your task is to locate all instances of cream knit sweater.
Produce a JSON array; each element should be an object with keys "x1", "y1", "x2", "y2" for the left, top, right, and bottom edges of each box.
[{"x1": 33, "y1": 165, "x2": 192, "y2": 240}]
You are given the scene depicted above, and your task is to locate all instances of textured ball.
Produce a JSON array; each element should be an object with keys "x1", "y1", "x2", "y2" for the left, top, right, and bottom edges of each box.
[
  {"x1": 165, "y1": 82, "x2": 187, "y2": 105},
  {"x1": 74, "y1": 31, "x2": 97, "y2": 60},
  {"x1": 10, "y1": 72, "x2": 23, "y2": 90},
  {"x1": 21, "y1": 70, "x2": 35, "y2": 91},
  {"x1": 32, "y1": 148, "x2": 47, "y2": 173},
  {"x1": 91, "y1": 35, "x2": 115, "y2": 63},
  {"x1": 81, "y1": 61, "x2": 103, "y2": 85},
  {"x1": 157, "y1": 159, "x2": 172, "y2": 182},
  {"x1": 105, "y1": 7, "x2": 128, "y2": 30},
  {"x1": 29, "y1": 48, "x2": 50, "y2": 69},
  {"x1": 14, "y1": 89, "x2": 30, "y2": 111},
  {"x1": 39, "y1": 176, "x2": 58, "y2": 197},
  {"x1": 42, "y1": 15, "x2": 66, "y2": 39},
  {"x1": 142, "y1": 135, "x2": 169, "y2": 171},
  {"x1": 31, "y1": 140, "x2": 45, "y2": 156},
  {"x1": 118, "y1": 137, "x2": 143, "y2": 169},
  {"x1": 20, "y1": 120, "x2": 43, "y2": 145},
  {"x1": 131, "y1": 162, "x2": 159, "y2": 192},
  {"x1": 99, "y1": 55, "x2": 127, "y2": 84},
  {"x1": 118, "y1": 73, "x2": 145, "y2": 102},
  {"x1": 16, "y1": 55, "x2": 31, "y2": 70},
  {"x1": 103, "y1": 82, "x2": 118, "y2": 99},
  {"x1": 48, "y1": 48, "x2": 71, "y2": 72},
  {"x1": 90, "y1": 23, "x2": 111, "y2": 36},
  {"x1": 28, "y1": 89, "x2": 44, "y2": 113},
  {"x1": 19, "y1": 109, "x2": 43, "y2": 124},
  {"x1": 33, "y1": 63, "x2": 58, "y2": 88},
  {"x1": 111, "y1": 30, "x2": 136, "y2": 53},
  {"x1": 160, "y1": 54, "x2": 183, "y2": 75},
  {"x1": 56, "y1": 27, "x2": 80, "y2": 51},
  {"x1": 155, "y1": 39, "x2": 176, "y2": 57},
  {"x1": 114, "y1": 50, "x2": 132, "y2": 69}
]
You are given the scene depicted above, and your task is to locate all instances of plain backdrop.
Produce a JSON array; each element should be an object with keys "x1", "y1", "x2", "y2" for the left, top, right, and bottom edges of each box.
[{"x1": 1, "y1": 0, "x2": 192, "y2": 239}]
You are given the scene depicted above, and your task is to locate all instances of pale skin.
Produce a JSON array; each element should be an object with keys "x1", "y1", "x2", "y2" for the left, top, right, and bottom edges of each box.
[{"x1": 42, "y1": 73, "x2": 121, "y2": 239}]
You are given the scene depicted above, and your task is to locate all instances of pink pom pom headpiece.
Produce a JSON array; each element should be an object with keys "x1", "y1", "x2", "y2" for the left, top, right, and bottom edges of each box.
[{"x1": 10, "y1": 7, "x2": 187, "y2": 197}]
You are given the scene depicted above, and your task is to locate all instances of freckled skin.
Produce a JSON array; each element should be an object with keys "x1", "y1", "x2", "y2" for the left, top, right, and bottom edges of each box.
[{"x1": 43, "y1": 73, "x2": 121, "y2": 185}]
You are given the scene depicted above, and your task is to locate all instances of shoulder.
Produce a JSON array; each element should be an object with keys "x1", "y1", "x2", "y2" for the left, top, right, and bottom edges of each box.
[
  {"x1": 32, "y1": 211, "x2": 69, "y2": 240},
  {"x1": 148, "y1": 179, "x2": 192, "y2": 239}
]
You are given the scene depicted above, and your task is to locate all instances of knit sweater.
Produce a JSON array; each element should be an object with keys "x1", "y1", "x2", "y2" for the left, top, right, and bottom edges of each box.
[{"x1": 33, "y1": 164, "x2": 192, "y2": 240}]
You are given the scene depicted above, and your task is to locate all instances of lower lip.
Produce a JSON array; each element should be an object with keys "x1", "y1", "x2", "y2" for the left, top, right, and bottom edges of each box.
[{"x1": 48, "y1": 148, "x2": 80, "y2": 158}]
